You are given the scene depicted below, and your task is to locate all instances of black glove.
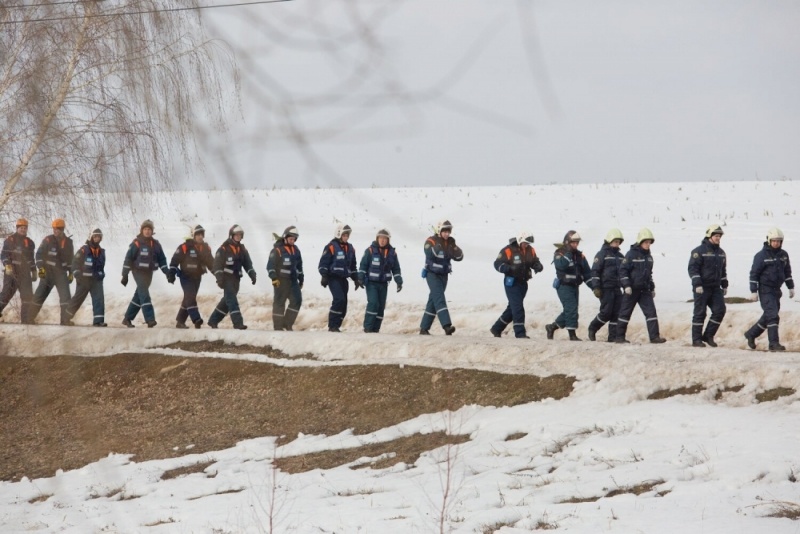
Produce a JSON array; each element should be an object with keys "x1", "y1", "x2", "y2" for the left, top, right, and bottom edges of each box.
[
  {"x1": 532, "y1": 259, "x2": 544, "y2": 274},
  {"x1": 216, "y1": 275, "x2": 224, "y2": 289},
  {"x1": 121, "y1": 274, "x2": 128, "y2": 287},
  {"x1": 320, "y1": 275, "x2": 329, "y2": 288},
  {"x1": 354, "y1": 279, "x2": 363, "y2": 291},
  {"x1": 167, "y1": 270, "x2": 176, "y2": 284},
  {"x1": 250, "y1": 273, "x2": 257, "y2": 285},
  {"x1": 397, "y1": 284, "x2": 403, "y2": 293}
]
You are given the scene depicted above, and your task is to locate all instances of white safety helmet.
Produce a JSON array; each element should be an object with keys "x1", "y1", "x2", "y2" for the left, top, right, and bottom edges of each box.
[
  {"x1": 705, "y1": 223, "x2": 724, "y2": 238},
  {"x1": 635, "y1": 227, "x2": 655, "y2": 245},
  {"x1": 229, "y1": 224, "x2": 244, "y2": 238},
  {"x1": 334, "y1": 223, "x2": 352, "y2": 239},
  {"x1": 604, "y1": 228, "x2": 624, "y2": 244},
  {"x1": 516, "y1": 230, "x2": 534, "y2": 246},
  {"x1": 435, "y1": 219, "x2": 453, "y2": 235},
  {"x1": 766, "y1": 227, "x2": 784, "y2": 242},
  {"x1": 376, "y1": 228, "x2": 391, "y2": 240}
]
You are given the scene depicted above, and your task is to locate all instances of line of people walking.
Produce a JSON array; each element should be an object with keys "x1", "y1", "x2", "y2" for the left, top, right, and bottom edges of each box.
[{"x1": 0, "y1": 218, "x2": 793, "y2": 350}]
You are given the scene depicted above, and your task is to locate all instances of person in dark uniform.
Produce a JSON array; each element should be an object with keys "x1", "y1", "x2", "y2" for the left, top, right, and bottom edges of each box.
[
  {"x1": 121, "y1": 219, "x2": 169, "y2": 328},
  {"x1": 419, "y1": 219, "x2": 463, "y2": 335},
  {"x1": 688, "y1": 223, "x2": 728, "y2": 347},
  {"x1": 30, "y1": 218, "x2": 74, "y2": 325},
  {"x1": 587, "y1": 229, "x2": 625, "y2": 342},
  {"x1": 0, "y1": 218, "x2": 37, "y2": 323},
  {"x1": 208, "y1": 224, "x2": 256, "y2": 330},
  {"x1": 490, "y1": 231, "x2": 543, "y2": 339},
  {"x1": 319, "y1": 223, "x2": 359, "y2": 332},
  {"x1": 267, "y1": 226, "x2": 303, "y2": 331},
  {"x1": 744, "y1": 227, "x2": 793, "y2": 351},
  {"x1": 358, "y1": 228, "x2": 403, "y2": 333},
  {"x1": 169, "y1": 225, "x2": 214, "y2": 329},
  {"x1": 615, "y1": 228, "x2": 666, "y2": 344},
  {"x1": 545, "y1": 231, "x2": 593, "y2": 341},
  {"x1": 65, "y1": 228, "x2": 107, "y2": 326}
]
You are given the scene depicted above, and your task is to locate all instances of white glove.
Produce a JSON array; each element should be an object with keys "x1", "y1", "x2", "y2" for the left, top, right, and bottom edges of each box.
[
  {"x1": 723, "y1": 288, "x2": 728, "y2": 296},
  {"x1": 790, "y1": 289, "x2": 796, "y2": 299},
  {"x1": 624, "y1": 287, "x2": 632, "y2": 296},
  {"x1": 695, "y1": 286, "x2": 703, "y2": 294},
  {"x1": 749, "y1": 292, "x2": 758, "y2": 302}
]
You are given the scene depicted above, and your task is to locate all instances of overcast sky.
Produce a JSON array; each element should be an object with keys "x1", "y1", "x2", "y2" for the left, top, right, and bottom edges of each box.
[{"x1": 185, "y1": 0, "x2": 800, "y2": 189}]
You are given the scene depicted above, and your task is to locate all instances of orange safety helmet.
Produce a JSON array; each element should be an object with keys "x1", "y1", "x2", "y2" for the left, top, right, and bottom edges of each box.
[
  {"x1": 52, "y1": 218, "x2": 66, "y2": 229},
  {"x1": 16, "y1": 218, "x2": 28, "y2": 227}
]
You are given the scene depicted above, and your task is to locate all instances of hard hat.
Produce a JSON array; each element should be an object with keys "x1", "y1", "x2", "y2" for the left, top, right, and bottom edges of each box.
[
  {"x1": 563, "y1": 230, "x2": 581, "y2": 244},
  {"x1": 229, "y1": 224, "x2": 244, "y2": 237},
  {"x1": 16, "y1": 218, "x2": 28, "y2": 227},
  {"x1": 435, "y1": 220, "x2": 453, "y2": 234},
  {"x1": 335, "y1": 223, "x2": 352, "y2": 239},
  {"x1": 604, "y1": 228, "x2": 624, "y2": 244},
  {"x1": 376, "y1": 228, "x2": 391, "y2": 240},
  {"x1": 705, "y1": 223, "x2": 724, "y2": 238},
  {"x1": 516, "y1": 230, "x2": 534, "y2": 245},
  {"x1": 192, "y1": 225, "x2": 205, "y2": 236},
  {"x1": 283, "y1": 226, "x2": 299, "y2": 239},
  {"x1": 766, "y1": 227, "x2": 784, "y2": 241},
  {"x1": 51, "y1": 218, "x2": 66, "y2": 229},
  {"x1": 90, "y1": 228, "x2": 103, "y2": 241},
  {"x1": 636, "y1": 228, "x2": 655, "y2": 245}
]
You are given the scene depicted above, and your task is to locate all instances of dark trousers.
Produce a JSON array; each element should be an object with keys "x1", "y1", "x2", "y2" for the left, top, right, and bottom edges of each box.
[
  {"x1": 177, "y1": 276, "x2": 203, "y2": 325},
  {"x1": 273, "y1": 279, "x2": 302, "y2": 330},
  {"x1": 209, "y1": 276, "x2": 243, "y2": 328},
  {"x1": 31, "y1": 270, "x2": 72, "y2": 324},
  {"x1": 691, "y1": 286, "x2": 726, "y2": 343},
  {"x1": 420, "y1": 273, "x2": 451, "y2": 330},
  {"x1": 589, "y1": 287, "x2": 623, "y2": 341},
  {"x1": 327, "y1": 276, "x2": 349, "y2": 329},
  {"x1": 617, "y1": 288, "x2": 660, "y2": 341},
  {"x1": 0, "y1": 269, "x2": 35, "y2": 323},
  {"x1": 66, "y1": 279, "x2": 105, "y2": 324},
  {"x1": 492, "y1": 280, "x2": 528, "y2": 337},
  {"x1": 554, "y1": 284, "x2": 580, "y2": 330},
  {"x1": 364, "y1": 282, "x2": 389, "y2": 332},
  {"x1": 746, "y1": 288, "x2": 781, "y2": 345},
  {"x1": 124, "y1": 270, "x2": 155, "y2": 323}
]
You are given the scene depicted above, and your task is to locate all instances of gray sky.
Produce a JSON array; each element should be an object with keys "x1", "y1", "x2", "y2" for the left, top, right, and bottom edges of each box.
[{"x1": 183, "y1": 0, "x2": 800, "y2": 189}]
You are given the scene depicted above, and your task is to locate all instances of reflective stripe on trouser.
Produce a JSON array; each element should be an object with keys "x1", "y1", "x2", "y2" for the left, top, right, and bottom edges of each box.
[
  {"x1": 616, "y1": 288, "x2": 660, "y2": 341},
  {"x1": 746, "y1": 289, "x2": 781, "y2": 345},
  {"x1": 364, "y1": 282, "x2": 388, "y2": 332},
  {"x1": 420, "y1": 272, "x2": 450, "y2": 330},
  {"x1": 554, "y1": 284, "x2": 580, "y2": 330},
  {"x1": 125, "y1": 270, "x2": 155, "y2": 322},
  {"x1": 589, "y1": 287, "x2": 623, "y2": 341},
  {"x1": 30, "y1": 270, "x2": 72, "y2": 323},
  {"x1": 177, "y1": 276, "x2": 203, "y2": 324},
  {"x1": 327, "y1": 276, "x2": 349, "y2": 329},
  {"x1": 209, "y1": 276, "x2": 243, "y2": 327},
  {"x1": 273, "y1": 279, "x2": 302, "y2": 330},
  {"x1": 492, "y1": 280, "x2": 528, "y2": 337},
  {"x1": 0, "y1": 270, "x2": 36, "y2": 323},
  {"x1": 691, "y1": 286, "x2": 726, "y2": 342},
  {"x1": 66, "y1": 279, "x2": 105, "y2": 324}
]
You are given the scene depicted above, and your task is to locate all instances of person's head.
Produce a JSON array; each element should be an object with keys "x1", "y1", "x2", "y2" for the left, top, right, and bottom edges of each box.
[
  {"x1": 229, "y1": 224, "x2": 244, "y2": 243},
  {"x1": 516, "y1": 230, "x2": 534, "y2": 249},
  {"x1": 283, "y1": 226, "x2": 299, "y2": 245},
  {"x1": 605, "y1": 228, "x2": 624, "y2": 249},
  {"x1": 636, "y1": 228, "x2": 655, "y2": 250},
  {"x1": 192, "y1": 225, "x2": 206, "y2": 244},
  {"x1": 376, "y1": 228, "x2": 391, "y2": 247},
  {"x1": 436, "y1": 219, "x2": 453, "y2": 238},
  {"x1": 335, "y1": 223, "x2": 351, "y2": 243},
  {"x1": 52, "y1": 218, "x2": 66, "y2": 236},
  {"x1": 563, "y1": 230, "x2": 581, "y2": 249},
  {"x1": 90, "y1": 228, "x2": 103, "y2": 244},
  {"x1": 15, "y1": 218, "x2": 28, "y2": 236},
  {"x1": 766, "y1": 227, "x2": 784, "y2": 249},
  {"x1": 706, "y1": 223, "x2": 724, "y2": 245},
  {"x1": 140, "y1": 219, "x2": 155, "y2": 238}
]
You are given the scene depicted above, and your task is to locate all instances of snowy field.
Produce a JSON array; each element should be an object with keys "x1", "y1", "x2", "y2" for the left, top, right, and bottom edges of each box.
[{"x1": 1, "y1": 181, "x2": 799, "y2": 533}]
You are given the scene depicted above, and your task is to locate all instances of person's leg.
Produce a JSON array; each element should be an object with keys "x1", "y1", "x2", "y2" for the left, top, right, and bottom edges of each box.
[
  {"x1": 90, "y1": 281, "x2": 105, "y2": 325},
  {"x1": 66, "y1": 281, "x2": 90, "y2": 321},
  {"x1": 272, "y1": 281, "x2": 289, "y2": 330},
  {"x1": 702, "y1": 287, "x2": 726, "y2": 345},
  {"x1": 328, "y1": 277, "x2": 347, "y2": 329},
  {"x1": 691, "y1": 289, "x2": 710, "y2": 345},
  {"x1": 363, "y1": 282, "x2": 379, "y2": 332},
  {"x1": 54, "y1": 272, "x2": 72, "y2": 324},
  {"x1": 132, "y1": 270, "x2": 155, "y2": 323},
  {"x1": 639, "y1": 291, "x2": 662, "y2": 341},
  {"x1": 372, "y1": 283, "x2": 388, "y2": 332},
  {"x1": 509, "y1": 283, "x2": 528, "y2": 338},
  {"x1": 284, "y1": 282, "x2": 302, "y2": 330}
]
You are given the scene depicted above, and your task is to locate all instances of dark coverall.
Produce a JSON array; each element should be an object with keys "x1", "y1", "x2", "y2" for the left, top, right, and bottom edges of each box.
[
  {"x1": 491, "y1": 241, "x2": 543, "y2": 338},
  {"x1": 358, "y1": 241, "x2": 403, "y2": 333},
  {"x1": 552, "y1": 246, "x2": 593, "y2": 331},
  {"x1": 267, "y1": 238, "x2": 304, "y2": 331},
  {"x1": 420, "y1": 234, "x2": 463, "y2": 332},
  {"x1": 209, "y1": 238, "x2": 256, "y2": 328},
  {"x1": 745, "y1": 242, "x2": 793, "y2": 347},
  {"x1": 617, "y1": 244, "x2": 661, "y2": 341},
  {"x1": 66, "y1": 241, "x2": 106, "y2": 325},
  {"x1": 688, "y1": 238, "x2": 728, "y2": 344},
  {"x1": 0, "y1": 233, "x2": 37, "y2": 323},
  {"x1": 122, "y1": 235, "x2": 169, "y2": 324},
  {"x1": 31, "y1": 233, "x2": 74, "y2": 324},
  {"x1": 319, "y1": 239, "x2": 357, "y2": 330},
  {"x1": 170, "y1": 239, "x2": 214, "y2": 326},
  {"x1": 588, "y1": 243, "x2": 625, "y2": 341}
]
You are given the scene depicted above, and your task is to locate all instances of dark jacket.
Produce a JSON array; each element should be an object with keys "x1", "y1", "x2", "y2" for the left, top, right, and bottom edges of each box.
[
  {"x1": 318, "y1": 239, "x2": 357, "y2": 279},
  {"x1": 36, "y1": 233, "x2": 74, "y2": 274},
  {"x1": 749, "y1": 243, "x2": 793, "y2": 293},
  {"x1": 267, "y1": 238, "x2": 304, "y2": 284},
  {"x1": 213, "y1": 238, "x2": 255, "y2": 280},
  {"x1": 1, "y1": 232, "x2": 36, "y2": 276},
  {"x1": 358, "y1": 241, "x2": 403, "y2": 285},
  {"x1": 122, "y1": 234, "x2": 168, "y2": 275},
  {"x1": 590, "y1": 243, "x2": 625, "y2": 289},
  {"x1": 170, "y1": 239, "x2": 214, "y2": 279},
  {"x1": 494, "y1": 241, "x2": 543, "y2": 281},
  {"x1": 72, "y1": 241, "x2": 106, "y2": 282},
  {"x1": 423, "y1": 235, "x2": 463, "y2": 276},
  {"x1": 553, "y1": 245, "x2": 592, "y2": 287},
  {"x1": 688, "y1": 238, "x2": 728, "y2": 289},
  {"x1": 620, "y1": 245, "x2": 655, "y2": 291}
]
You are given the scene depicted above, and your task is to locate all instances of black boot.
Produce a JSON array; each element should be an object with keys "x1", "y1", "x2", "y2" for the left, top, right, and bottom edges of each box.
[
  {"x1": 443, "y1": 325, "x2": 456, "y2": 335},
  {"x1": 702, "y1": 335, "x2": 717, "y2": 347},
  {"x1": 587, "y1": 328, "x2": 596, "y2": 341},
  {"x1": 545, "y1": 323, "x2": 558, "y2": 340},
  {"x1": 419, "y1": 328, "x2": 430, "y2": 335},
  {"x1": 744, "y1": 332, "x2": 756, "y2": 349},
  {"x1": 568, "y1": 329, "x2": 581, "y2": 341}
]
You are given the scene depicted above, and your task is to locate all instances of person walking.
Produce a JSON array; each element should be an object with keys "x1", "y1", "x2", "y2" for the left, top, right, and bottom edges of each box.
[
  {"x1": 744, "y1": 227, "x2": 794, "y2": 351},
  {"x1": 65, "y1": 228, "x2": 107, "y2": 326},
  {"x1": 419, "y1": 219, "x2": 463, "y2": 335},
  {"x1": 545, "y1": 231, "x2": 593, "y2": 341},
  {"x1": 688, "y1": 223, "x2": 728, "y2": 347},
  {"x1": 0, "y1": 218, "x2": 37, "y2": 323},
  {"x1": 208, "y1": 224, "x2": 256, "y2": 330},
  {"x1": 319, "y1": 223, "x2": 359, "y2": 332},
  {"x1": 490, "y1": 231, "x2": 543, "y2": 338},
  {"x1": 587, "y1": 229, "x2": 626, "y2": 342},
  {"x1": 169, "y1": 225, "x2": 214, "y2": 329},
  {"x1": 615, "y1": 228, "x2": 666, "y2": 344},
  {"x1": 267, "y1": 226, "x2": 304, "y2": 331},
  {"x1": 121, "y1": 219, "x2": 170, "y2": 328},
  {"x1": 358, "y1": 228, "x2": 403, "y2": 333},
  {"x1": 30, "y1": 218, "x2": 74, "y2": 325}
]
